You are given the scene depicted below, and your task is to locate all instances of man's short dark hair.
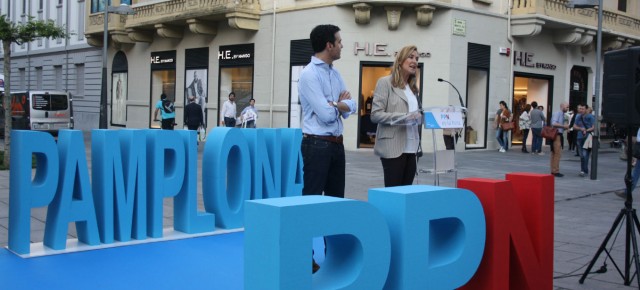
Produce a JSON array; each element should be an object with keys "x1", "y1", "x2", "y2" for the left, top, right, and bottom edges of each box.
[
  {"x1": 310, "y1": 24, "x2": 341, "y2": 53},
  {"x1": 161, "y1": 93, "x2": 167, "y2": 100},
  {"x1": 250, "y1": 98, "x2": 255, "y2": 102},
  {"x1": 229, "y1": 92, "x2": 235, "y2": 97},
  {"x1": 531, "y1": 101, "x2": 538, "y2": 108}
]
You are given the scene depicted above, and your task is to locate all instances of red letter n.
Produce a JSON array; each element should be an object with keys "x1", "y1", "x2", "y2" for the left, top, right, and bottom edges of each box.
[{"x1": 458, "y1": 173, "x2": 553, "y2": 290}]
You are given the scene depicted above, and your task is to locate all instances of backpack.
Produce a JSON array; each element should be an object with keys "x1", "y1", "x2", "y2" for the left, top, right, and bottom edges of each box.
[{"x1": 162, "y1": 100, "x2": 174, "y2": 113}]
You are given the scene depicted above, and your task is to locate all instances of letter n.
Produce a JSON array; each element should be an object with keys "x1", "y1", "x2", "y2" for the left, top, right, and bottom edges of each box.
[{"x1": 458, "y1": 173, "x2": 553, "y2": 290}]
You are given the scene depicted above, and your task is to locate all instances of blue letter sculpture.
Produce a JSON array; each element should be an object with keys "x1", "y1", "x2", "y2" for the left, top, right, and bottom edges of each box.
[{"x1": 245, "y1": 195, "x2": 391, "y2": 290}]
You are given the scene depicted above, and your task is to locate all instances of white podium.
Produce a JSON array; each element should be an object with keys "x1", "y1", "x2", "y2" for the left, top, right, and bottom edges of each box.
[{"x1": 419, "y1": 106, "x2": 465, "y2": 186}]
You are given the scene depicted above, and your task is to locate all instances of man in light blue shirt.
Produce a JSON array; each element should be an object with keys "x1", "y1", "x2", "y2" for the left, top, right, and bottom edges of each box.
[
  {"x1": 298, "y1": 23, "x2": 356, "y2": 274},
  {"x1": 299, "y1": 24, "x2": 356, "y2": 201}
]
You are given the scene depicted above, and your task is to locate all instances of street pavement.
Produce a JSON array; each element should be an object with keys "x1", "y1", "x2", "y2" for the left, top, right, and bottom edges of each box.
[{"x1": 0, "y1": 133, "x2": 639, "y2": 289}]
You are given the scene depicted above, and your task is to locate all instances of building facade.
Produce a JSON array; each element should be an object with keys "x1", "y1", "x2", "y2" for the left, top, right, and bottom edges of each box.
[
  {"x1": 0, "y1": 0, "x2": 102, "y2": 131},
  {"x1": 83, "y1": 0, "x2": 640, "y2": 151}
]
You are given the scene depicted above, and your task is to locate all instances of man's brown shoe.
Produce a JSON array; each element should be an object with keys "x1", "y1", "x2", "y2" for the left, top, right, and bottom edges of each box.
[{"x1": 312, "y1": 259, "x2": 320, "y2": 273}]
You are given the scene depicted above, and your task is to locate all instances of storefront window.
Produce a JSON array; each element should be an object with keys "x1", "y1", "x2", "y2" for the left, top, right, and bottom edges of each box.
[
  {"x1": 185, "y1": 47, "x2": 210, "y2": 128},
  {"x1": 289, "y1": 39, "x2": 314, "y2": 128},
  {"x1": 149, "y1": 50, "x2": 176, "y2": 128},
  {"x1": 466, "y1": 68, "x2": 488, "y2": 149},
  {"x1": 150, "y1": 70, "x2": 176, "y2": 128},
  {"x1": 218, "y1": 44, "x2": 255, "y2": 126},
  {"x1": 511, "y1": 75, "x2": 551, "y2": 145},
  {"x1": 219, "y1": 67, "x2": 253, "y2": 123},
  {"x1": 358, "y1": 63, "x2": 392, "y2": 148},
  {"x1": 111, "y1": 51, "x2": 129, "y2": 127},
  {"x1": 290, "y1": 65, "x2": 305, "y2": 128},
  {"x1": 466, "y1": 43, "x2": 491, "y2": 149}
]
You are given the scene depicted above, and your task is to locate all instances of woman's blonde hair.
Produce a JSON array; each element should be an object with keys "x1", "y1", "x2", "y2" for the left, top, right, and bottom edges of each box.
[{"x1": 390, "y1": 45, "x2": 419, "y2": 95}]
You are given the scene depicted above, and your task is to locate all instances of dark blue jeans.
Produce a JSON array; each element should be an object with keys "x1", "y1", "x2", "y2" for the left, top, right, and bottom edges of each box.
[
  {"x1": 224, "y1": 117, "x2": 236, "y2": 127},
  {"x1": 301, "y1": 137, "x2": 345, "y2": 198},
  {"x1": 531, "y1": 128, "x2": 543, "y2": 153},
  {"x1": 521, "y1": 129, "x2": 530, "y2": 151},
  {"x1": 577, "y1": 137, "x2": 590, "y2": 174}
]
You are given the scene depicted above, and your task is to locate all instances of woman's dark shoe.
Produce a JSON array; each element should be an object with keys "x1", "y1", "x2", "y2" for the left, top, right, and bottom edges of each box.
[{"x1": 312, "y1": 259, "x2": 320, "y2": 273}]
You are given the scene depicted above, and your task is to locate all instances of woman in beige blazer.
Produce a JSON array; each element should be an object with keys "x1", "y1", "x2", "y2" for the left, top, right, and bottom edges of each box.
[{"x1": 371, "y1": 45, "x2": 421, "y2": 187}]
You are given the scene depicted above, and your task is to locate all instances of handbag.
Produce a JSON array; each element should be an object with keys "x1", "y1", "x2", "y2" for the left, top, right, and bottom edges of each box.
[
  {"x1": 198, "y1": 126, "x2": 207, "y2": 142},
  {"x1": 541, "y1": 126, "x2": 558, "y2": 140},
  {"x1": 500, "y1": 122, "x2": 514, "y2": 131},
  {"x1": 582, "y1": 133, "x2": 593, "y2": 149}
]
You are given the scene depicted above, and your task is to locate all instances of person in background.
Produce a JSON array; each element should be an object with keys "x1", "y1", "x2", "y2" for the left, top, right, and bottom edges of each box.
[
  {"x1": 220, "y1": 92, "x2": 237, "y2": 127},
  {"x1": 494, "y1": 101, "x2": 511, "y2": 153},
  {"x1": 153, "y1": 93, "x2": 175, "y2": 130},
  {"x1": 184, "y1": 95, "x2": 204, "y2": 132},
  {"x1": 519, "y1": 103, "x2": 532, "y2": 153},
  {"x1": 530, "y1": 101, "x2": 545, "y2": 155},
  {"x1": 573, "y1": 103, "x2": 595, "y2": 177},
  {"x1": 298, "y1": 24, "x2": 356, "y2": 273},
  {"x1": 240, "y1": 98, "x2": 258, "y2": 128},
  {"x1": 567, "y1": 109, "x2": 577, "y2": 155},
  {"x1": 371, "y1": 45, "x2": 422, "y2": 187},
  {"x1": 616, "y1": 127, "x2": 640, "y2": 199},
  {"x1": 550, "y1": 102, "x2": 569, "y2": 177}
]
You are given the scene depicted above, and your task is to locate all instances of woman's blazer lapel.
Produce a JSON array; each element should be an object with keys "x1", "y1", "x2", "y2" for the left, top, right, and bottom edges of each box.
[{"x1": 390, "y1": 86, "x2": 408, "y2": 110}]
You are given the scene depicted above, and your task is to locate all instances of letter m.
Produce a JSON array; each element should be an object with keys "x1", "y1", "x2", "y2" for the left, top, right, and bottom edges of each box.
[{"x1": 458, "y1": 173, "x2": 553, "y2": 290}]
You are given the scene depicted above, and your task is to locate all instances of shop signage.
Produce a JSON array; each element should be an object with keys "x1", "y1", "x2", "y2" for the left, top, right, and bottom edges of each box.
[
  {"x1": 513, "y1": 50, "x2": 557, "y2": 70},
  {"x1": 150, "y1": 51, "x2": 176, "y2": 70},
  {"x1": 354, "y1": 42, "x2": 390, "y2": 56},
  {"x1": 218, "y1": 44, "x2": 254, "y2": 65},
  {"x1": 150, "y1": 55, "x2": 174, "y2": 64},
  {"x1": 453, "y1": 19, "x2": 466, "y2": 36},
  {"x1": 354, "y1": 42, "x2": 431, "y2": 58}
]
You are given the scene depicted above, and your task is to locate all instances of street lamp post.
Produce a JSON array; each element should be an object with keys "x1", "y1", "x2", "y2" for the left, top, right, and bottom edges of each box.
[
  {"x1": 99, "y1": 4, "x2": 135, "y2": 129},
  {"x1": 590, "y1": 0, "x2": 603, "y2": 180},
  {"x1": 566, "y1": 0, "x2": 602, "y2": 180}
]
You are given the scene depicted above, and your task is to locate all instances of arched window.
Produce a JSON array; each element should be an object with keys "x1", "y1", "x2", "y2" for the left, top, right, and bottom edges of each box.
[{"x1": 111, "y1": 51, "x2": 128, "y2": 126}]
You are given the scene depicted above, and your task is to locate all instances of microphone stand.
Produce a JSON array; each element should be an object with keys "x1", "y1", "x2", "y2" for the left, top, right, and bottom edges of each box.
[{"x1": 438, "y1": 78, "x2": 466, "y2": 144}]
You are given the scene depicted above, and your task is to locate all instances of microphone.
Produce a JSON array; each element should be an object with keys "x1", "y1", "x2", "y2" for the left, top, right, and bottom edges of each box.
[{"x1": 438, "y1": 78, "x2": 465, "y2": 108}]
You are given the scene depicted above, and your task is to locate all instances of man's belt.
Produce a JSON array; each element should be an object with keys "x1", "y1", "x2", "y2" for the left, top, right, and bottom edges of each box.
[{"x1": 303, "y1": 134, "x2": 343, "y2": 144}]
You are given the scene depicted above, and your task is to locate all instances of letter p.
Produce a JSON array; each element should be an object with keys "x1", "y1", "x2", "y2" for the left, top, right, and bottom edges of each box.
[{"x1": 9, "y1": 131, "x2": 59, "y2": 254}]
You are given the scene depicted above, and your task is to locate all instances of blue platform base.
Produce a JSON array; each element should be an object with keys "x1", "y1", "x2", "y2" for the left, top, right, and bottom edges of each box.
[{"x1": 0, "y1": 232, "x2": 327, "y2": 290}]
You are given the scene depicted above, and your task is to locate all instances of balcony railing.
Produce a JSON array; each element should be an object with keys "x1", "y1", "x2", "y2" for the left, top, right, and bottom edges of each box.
[
  {"x1": 85, "y1": 0, "x2": 260, "y2": 45},
  {"x1": 512, "y1": 0, "x2": 640, "y2": 38}
]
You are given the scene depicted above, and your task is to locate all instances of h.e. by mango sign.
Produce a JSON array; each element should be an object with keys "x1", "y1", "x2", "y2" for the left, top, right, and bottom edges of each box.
[{"x1": 7, "y1": 129, "x2": 553, "y2": 289}]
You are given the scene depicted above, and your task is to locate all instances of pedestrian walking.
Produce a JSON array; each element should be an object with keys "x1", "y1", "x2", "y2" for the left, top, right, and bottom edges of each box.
[
  {"x1": 530, "y1": 101, "x2": 545, "y2": 154},
  {"x1": 519, "y1": 103, "x2": 532, "y2": 153}
]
